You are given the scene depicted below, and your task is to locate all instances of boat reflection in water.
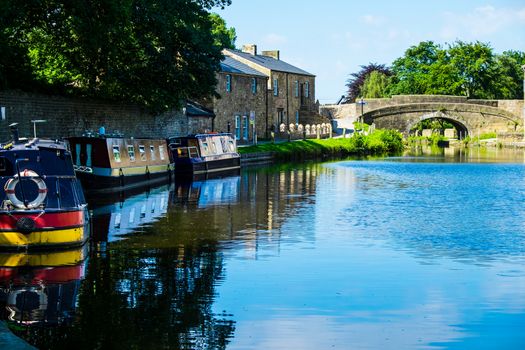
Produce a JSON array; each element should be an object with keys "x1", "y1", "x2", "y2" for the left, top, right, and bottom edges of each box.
[
  {"x1": 174, "y1": 171, "x2": 240, "y2": 208},
  {"x1": 0, "y1": 245, "x2": 88, "y2": 326},
  {"x1": 90, "y1": 170, "x2": 241, "y2": 244},
  {"x1": 90, "y1": 184, "x2": 172, "y2": 243}
]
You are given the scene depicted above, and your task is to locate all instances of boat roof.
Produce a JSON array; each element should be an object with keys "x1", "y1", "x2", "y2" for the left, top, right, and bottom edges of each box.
[
  {"x1": 1, "y1": 138, "x2": 68, "y2": 152},
  {"x1": 172, "y1": 133, "x2": 234, "y2": 139}
]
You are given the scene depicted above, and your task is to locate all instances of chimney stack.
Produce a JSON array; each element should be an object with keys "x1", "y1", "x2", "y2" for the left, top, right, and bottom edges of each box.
[
  {"x1": 242, "y1": 44, "x2": 257, "y2": 56},
  {"x1": 262, "y1": 50, "x2": 280, "y2": 60}
]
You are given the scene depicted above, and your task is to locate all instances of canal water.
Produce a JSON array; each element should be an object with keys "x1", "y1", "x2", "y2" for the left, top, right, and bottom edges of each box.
[{"x1": 2, "y1": 146, "x2": 525, "y2": 349}]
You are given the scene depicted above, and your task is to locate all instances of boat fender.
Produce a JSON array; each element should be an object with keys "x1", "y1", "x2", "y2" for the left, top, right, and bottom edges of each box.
[
  {"x1": 16, "y1": 216, "x2": 36, "y2": 234},
  {"x1": 4, "y1": 169, "x2": 47, "y2": 209}
]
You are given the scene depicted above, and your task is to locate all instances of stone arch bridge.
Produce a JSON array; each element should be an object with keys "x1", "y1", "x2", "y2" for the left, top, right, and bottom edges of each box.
[{"x1": 321, "y1": 95, "x2": 524, "y2": 139}]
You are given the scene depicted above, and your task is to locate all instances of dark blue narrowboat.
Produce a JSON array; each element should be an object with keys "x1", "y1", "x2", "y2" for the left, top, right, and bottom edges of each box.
[{"x1": 167, "y1": 133, "x2": 240, "y2": 175}]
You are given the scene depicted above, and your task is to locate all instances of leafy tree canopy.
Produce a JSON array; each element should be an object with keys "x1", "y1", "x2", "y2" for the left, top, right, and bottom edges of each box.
[
  {"x1": 345, "y1": 63, "x2": 392, "y2": 103},
  {"x1": 345, "y1": 40, "x2": 525, "y2": 102},
  {"x1": 0, "y1": 0, "x2": 233, "y2": 111},
  {"x1": 209, "y1": 13, "x2": 236, "y2": 49}
]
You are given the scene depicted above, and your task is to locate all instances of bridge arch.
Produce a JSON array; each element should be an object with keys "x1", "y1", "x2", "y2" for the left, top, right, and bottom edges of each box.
[{"x1": 406, "y1": 111, "x2": 471, "y2": 138}]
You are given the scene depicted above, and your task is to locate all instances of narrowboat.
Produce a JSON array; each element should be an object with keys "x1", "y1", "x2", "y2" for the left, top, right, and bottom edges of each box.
[
  {"x1": 67, "y1": 134, "x2": 174, "y2": 192},
  {"x1": 0, "y1": 124, "x2": 88, "y2": 250},
  {"x1": 167, "y1": 133, "x2": 240, "y2": 175}
]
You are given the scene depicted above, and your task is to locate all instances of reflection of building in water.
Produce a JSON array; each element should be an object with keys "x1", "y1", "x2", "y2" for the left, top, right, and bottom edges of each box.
[
  {"x1": 0, "y1": 246, "x2": 87, "y2": 326},
  {"x1": 91, "y1": 185, "x2": 172, "y2": 242}
]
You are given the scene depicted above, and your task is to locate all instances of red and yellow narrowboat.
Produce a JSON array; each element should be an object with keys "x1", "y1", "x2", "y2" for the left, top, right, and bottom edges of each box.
[{"x1": 0, "y1": 124, "x2": 88, "y2": 250}]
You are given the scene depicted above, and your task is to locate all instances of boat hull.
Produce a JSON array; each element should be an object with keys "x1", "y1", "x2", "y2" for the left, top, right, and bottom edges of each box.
[
  {"x1": 75, "y1": 165, "x2": 174, "y2": 193},
  {"x1": 0, "y1": 209, "x2": 88, "y2": 250},
  {"x1": 175, "y1": 156, "x2": 240, "y2": 175}
]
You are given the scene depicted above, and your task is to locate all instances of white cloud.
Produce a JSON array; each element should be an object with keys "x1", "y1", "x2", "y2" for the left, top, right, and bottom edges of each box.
[
  {"x1": 262, "y1": 33, "x2": 287, "y2": 46},
  {"x1": 361, "y1": 14, "x2": 385, "y2": 26},
  {"x1": 440, "y1": 5, "x2": 525, "y2": 40}
]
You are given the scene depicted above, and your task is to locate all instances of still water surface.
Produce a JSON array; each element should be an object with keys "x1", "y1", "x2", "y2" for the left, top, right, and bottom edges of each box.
[{"x1": 2, "y1": 147, "x2": 525, "y2": 349}]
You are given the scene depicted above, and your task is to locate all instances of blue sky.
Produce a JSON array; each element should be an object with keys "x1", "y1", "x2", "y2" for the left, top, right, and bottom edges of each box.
[{"x1": 216, "y1": 0, "x2": 525, "y2": 104}]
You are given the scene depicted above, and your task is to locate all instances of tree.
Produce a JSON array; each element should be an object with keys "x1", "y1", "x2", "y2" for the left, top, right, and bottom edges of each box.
[
  {"x1": 388, "y1": 40, "x2": 525, "y2": 99},
  {"x1": 0, "y1": 0, "x2": 233, "y2": 111},
  {"x1": 361, "y1": 70, "x2": 390, "y2": 98},
  {"x1": 209, "y1": 13, "x2": 236, "y2": 49},
  {"x1": 345, "y1": 63, "x2": 392, "y2": 102},
  {"x1": 389, "y1": 41, "x2": 444, "y2": 95}
]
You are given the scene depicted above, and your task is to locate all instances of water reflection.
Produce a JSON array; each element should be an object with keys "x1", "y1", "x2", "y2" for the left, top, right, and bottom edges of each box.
[
  {"x1": 0, "y1": 246, "x2": 87, "y2": 327},
  {"x1": 405, "y1": 144, "x2": 525, "y2": 163},
  {"x1": 7, "y1": 155, "x2": 525, "y2": 349}
]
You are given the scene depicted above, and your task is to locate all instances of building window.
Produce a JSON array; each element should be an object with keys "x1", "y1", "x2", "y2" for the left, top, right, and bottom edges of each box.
[
  {"x1": 235, "y1": 115, "x2": 241, "y2": 140},
  {"x1": 252, "y1": 78, "x2": 257, "y2": 94},
  {"x1": 159, "y1": 145, "x2": 166, "y2": 160},
  {"x1": 295, "y1": 111, "x2": 299, "y2": 124},
  {"x1": 242, "y1": 115, "x2": 249, "y2": 140},
  {"x1": 226, "y1": 74, "x2": 232, "y2": 92},
  {"x1": 273, "y1": 78, "x2": 279, "y2": 96},
  {"x1": 294, "y1": 81, "x2": 299, "y2": 97},
  {"x1": 113, "y1": 145, "x2": 121, "y2": 162},
  {"x1": 305, "y1": 81, "x2": 310, "y2": 98},
  {"x1": 127, "y1": 145, "x2": 135, "y2": 162}
]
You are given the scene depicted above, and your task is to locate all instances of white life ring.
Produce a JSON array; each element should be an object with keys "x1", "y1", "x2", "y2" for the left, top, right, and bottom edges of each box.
[{"x1": 4, "y1": 169, "x2": 47, "y2": 209}]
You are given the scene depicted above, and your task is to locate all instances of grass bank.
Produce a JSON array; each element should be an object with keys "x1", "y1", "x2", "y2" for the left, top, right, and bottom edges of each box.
[{"x1": 239, "y1": 129, "x2": 404, "y2": 161}]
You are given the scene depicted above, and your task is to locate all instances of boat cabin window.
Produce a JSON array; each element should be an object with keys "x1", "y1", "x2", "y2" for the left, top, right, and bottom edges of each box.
[
  {"x1": 113, "y1": 145, "x2": 121, "y2": 162},
  {"x1": 139, "y1": 145, "x2": 146, "y2": 161},
  {"x1": 220, "y1": 138, "x2": 228, "y2": 153},
  {"x1": 228, "y1": 140, "x2": 235, "y2": 152},
  {"x1": 75, "y1": 144, "x2": 81, "y2": 165},
  {"x1": 0, "y1": 157, "x2": 6, "y2": 173},
  {"x1": 86, "y1": 144, "x2": 92, "y2": 167},
  {"x1": 127, "y1": 145, "x2": 136, "y2": 162},
  {"x1": 209, "y1": 140, "x2": 218, "y2": 155},
  {"x1": 201, "y1": 141, "x2": 209, "y2": 156},
  {"x1": 159, "y1": 145, "x2": 165, "y2": 160},
  {"x1": 150, "y1": 145, "x2": 156, "y2": 160}
]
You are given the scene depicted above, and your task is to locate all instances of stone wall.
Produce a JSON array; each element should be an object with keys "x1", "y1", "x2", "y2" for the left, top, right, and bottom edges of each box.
[
  {"x1": 0, "y1": 90, "x2": 188, "y2": 142},
  {"x1": 212, "y1": 72, "x2": 268, "y2": 142},
  {"x1": 268, "y1": 72, "x2": 316, "y2": 129}
]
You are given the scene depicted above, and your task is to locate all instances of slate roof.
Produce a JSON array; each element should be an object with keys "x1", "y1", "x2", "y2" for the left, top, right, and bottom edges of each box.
[
  {"x1": 185, "y1": 100, "x2": 215, "y2": 118},
  {"x1": 220, "y1": 56, "x2": 267, "y2": 78},
  {"x1": 224, "y1": 49, "x2": 315, "y2": 77}
]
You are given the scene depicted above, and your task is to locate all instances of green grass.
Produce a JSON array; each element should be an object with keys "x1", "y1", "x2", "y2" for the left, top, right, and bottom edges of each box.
[{"x1": 239, "y1": 129, "x2": 404, "y2": 160}]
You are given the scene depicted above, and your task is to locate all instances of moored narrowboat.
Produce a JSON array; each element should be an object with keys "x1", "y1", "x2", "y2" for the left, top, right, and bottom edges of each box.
[
  {"x1": 167, "y1": 133, "x2": 240, "y2": 175},
  {"x1": 67, "y1": 134, "x2": 174, "y2": 192},
  {"x1": 0, "y1": 124, "x2": 88, "y2": 250}
]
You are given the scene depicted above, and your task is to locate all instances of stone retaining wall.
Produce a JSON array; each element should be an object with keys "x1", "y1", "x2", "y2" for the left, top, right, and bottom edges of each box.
[{"x1": 0, "y1": 90, "x2": 188, "y2": 141}]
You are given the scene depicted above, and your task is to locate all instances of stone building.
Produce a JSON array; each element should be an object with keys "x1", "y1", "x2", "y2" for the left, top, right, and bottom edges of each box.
[
  {"x1": 223, "y1": 45, "x2": 317, "y2": 133},
  {"x1": 209, "y1": 56, "x2": 268, "y2": 144}
]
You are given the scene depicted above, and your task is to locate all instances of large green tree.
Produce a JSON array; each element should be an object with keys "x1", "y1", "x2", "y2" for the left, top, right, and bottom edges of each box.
[
  {"x1": 388, "y1": 40, "x2": 525, "y2": 99},
  {"x1": 0, "y1": 0, "x2": 232, "y2": 111}
]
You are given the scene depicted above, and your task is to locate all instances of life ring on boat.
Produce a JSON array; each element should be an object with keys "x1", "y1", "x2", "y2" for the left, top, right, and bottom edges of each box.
[{"x1": 4, "y1": 169, "x2": 47, "y2": 209}]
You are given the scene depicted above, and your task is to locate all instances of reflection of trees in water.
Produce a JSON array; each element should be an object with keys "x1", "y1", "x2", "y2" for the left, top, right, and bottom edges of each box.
[
  {"x1": 19, "y1": 163, "x2": 330, "y2": 349},
  {"x1": 22, "y1": 244, "x2": 234, "y2": 350}
]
